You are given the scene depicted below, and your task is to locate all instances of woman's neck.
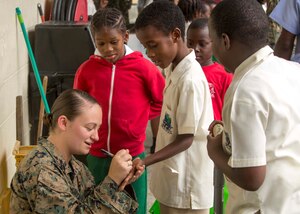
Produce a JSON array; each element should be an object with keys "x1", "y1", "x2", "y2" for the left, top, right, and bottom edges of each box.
[{"x1": 47, "y1": 134, "x2": 71, "y2": 163}]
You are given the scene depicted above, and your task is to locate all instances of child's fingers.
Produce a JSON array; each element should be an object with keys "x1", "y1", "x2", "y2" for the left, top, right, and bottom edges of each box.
[
  {"x1": 133, "y1": 168, "x2": 144, "y2": 179},
  {"x1": 118, "y1": 181, "x2": 126, "y2": 191},
  {"x1": 118, "y1": 169, "x2": 134, "y2": 191},
  {"x1": 208, "y1": 120, "x2": 223, "y2": 132},
  {"x1": 207, "y1": 133, "x2": 213, "y2": 142},
  {"x1": 118, "y1": 178, "x2": 129, "y2": 191}
]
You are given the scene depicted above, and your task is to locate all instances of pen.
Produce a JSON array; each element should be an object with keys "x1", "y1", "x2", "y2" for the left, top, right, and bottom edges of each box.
[{"x1": 101, "y1": 149, "x2": 114, "y2": 157}]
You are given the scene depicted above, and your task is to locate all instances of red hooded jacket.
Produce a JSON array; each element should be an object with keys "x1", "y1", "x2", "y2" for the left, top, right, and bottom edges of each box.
[{"x1": 74, "y1": 50, "x2": 165, "y2": 157}]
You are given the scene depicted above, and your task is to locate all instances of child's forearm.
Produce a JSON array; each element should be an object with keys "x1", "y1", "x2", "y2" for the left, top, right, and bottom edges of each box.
[
  {"x1": 150, "y1": 116, "x2": 160, "y2": 137},
  {"x1": 143, "y1": 134, "x2": 194, "y2": 167}
]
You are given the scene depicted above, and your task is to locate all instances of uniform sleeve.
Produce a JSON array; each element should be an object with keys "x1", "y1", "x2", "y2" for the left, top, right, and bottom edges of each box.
[
  {"x1": 10, "y1": 166, "x2": 137, "y2": 214},
  {"x1": 143, "y1": 62, "x2": 165, "y2": 120},
  {"x1": 10, "y1": 167, "x2": 40, "y2": 214},
  {"x1": 10, "y1": 177, "x2": 32, "y2": 214},
  {"x1": 269, "y1": 0, "x2": 300, "y2": 35},
  {"x1": 228, "y1": 100, "x2": 267, "y2": 168},
  {"x1": 33, "y1": 169, "x2": 138, "y2": 214},
  {"x1": 176, "y1": 78, "x2": 204, "y2": 134}
]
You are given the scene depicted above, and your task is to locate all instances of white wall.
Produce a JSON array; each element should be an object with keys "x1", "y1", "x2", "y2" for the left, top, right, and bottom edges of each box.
[{"x1": 0, "y1": 0, "x2": 45, "y2": 194}]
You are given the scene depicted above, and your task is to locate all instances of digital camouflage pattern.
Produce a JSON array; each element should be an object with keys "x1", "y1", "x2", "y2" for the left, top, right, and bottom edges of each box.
[
  {"x1": 267, "y1": 0, "x2": 281, "y2": 48},
  {"x1": 10, "y1": 138, "x2": 138, "y2": 214}
]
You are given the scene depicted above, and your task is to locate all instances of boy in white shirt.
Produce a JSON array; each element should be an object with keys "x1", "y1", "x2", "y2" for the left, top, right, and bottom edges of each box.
[
  {"x1": 130, "y1": 1, "x2": 214, "y2": 213},
  {"x1": 207, "y1": 0, "x2": 300, "y2": 213}
]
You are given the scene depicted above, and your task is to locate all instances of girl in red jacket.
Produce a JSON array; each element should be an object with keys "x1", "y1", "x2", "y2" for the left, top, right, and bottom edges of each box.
[{"x1": 74, "y1": 8, "x2": 165, "y2": 214}]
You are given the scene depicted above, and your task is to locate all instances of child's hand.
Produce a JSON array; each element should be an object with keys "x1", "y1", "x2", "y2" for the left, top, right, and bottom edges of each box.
[
  {"x1": 131, "y1": 158, "x2": 145, "y2": 180},
  {"x1": 118, "y1": 158, "x2": 145, "y2": 191},
  {"x1": 108, "y1": 149, "x2": 133, "y2": 185},
  {"x1": 207, "y1": 125, "x2": 223, "y2": 160},
  {"x1": 208, "y1": 120, "x2": 223, "y2": 136}
]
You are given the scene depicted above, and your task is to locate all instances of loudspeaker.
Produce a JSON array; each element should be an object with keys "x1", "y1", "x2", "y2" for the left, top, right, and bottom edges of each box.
[
  {"x1": 34, "y1": 21, "x2": 95, "y2": 75},
  {"x1": 29, "y1": 21, "x2": 95, "y2": 145}
]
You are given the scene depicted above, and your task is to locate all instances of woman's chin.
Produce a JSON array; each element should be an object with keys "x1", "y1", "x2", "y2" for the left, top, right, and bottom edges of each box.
[{"x1": 75, "y1": 149, "x2": 90, "y2": 156}]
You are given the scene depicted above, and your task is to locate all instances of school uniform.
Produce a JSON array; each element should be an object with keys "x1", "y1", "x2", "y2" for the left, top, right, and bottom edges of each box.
[
  {"x1": 222, "y1": 46, "x2": 300, "y2": 213},
  {"x1": 150, "y1": 50, "x2": 214, "y2": 211}
]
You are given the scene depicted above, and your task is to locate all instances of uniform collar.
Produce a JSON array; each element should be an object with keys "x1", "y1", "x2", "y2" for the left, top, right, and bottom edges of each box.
[
  {"x1": 38, "y1": 138, "x2": 82, "y2": 177},
  {"x1": 234, "y1": 46, "x2": 273, "y2": 78},
  {"x1": 164, "y1": 49, "x2": 195, "y2": 85}
]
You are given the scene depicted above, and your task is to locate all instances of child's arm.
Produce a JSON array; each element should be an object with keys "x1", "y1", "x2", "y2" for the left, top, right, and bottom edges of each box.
[
  {"x1": 144, "y1": 63, "x2": 165, "y2": 120},
  {"x1": 150, "y1": 116, "x2": 160, "y2": 138},
  {"x1": 207, "y1": 126, "x2": 266, "y2": 191},
  {"x1": 73, "y1": 64, "x2": 88, "y2": 90},
  {"x1": 120, "y1": 133, "x2": 194, "y2": 188},
  {"x1": 143, "y1": 133, "x2": 194, "y2": 167},
  {"x1": 150, "y1": 116, "x2": 160, "y2": 153}
]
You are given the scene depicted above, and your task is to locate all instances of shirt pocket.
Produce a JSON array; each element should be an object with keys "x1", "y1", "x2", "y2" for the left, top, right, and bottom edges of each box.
[
  {"x1": 36, "y1": 168, "x2": 88, "y2": 214},
  {"x1": 37, "y1": 168, "x2": 70, "y2": 193}
]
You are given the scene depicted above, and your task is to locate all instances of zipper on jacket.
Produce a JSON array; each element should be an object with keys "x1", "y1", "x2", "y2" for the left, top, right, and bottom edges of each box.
[{"x1": 107, "y1": 65, "x2": 116, "y2": 152}]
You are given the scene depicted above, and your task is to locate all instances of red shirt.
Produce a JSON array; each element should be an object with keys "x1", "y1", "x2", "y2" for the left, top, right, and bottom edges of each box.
[
  {"x1": 74, "y1": 51, "x2": 165, "y2": 157},
  {"x1": 202, "y1": 62, "x2": 233, "y2": 120}
]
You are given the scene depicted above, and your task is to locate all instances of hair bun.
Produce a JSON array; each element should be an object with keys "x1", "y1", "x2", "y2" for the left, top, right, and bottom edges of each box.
[{"x1": 43, "y1": 113, "x2": 53, "y2": 127}]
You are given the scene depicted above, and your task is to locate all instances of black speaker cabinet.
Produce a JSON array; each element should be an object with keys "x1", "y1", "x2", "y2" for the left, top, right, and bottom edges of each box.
[
  {"x1": 29, "y1": 21, "x2": 95, "y2": 147},
  {"x1": 34, "y1": 21, "x2": 95, "y2": 75}
]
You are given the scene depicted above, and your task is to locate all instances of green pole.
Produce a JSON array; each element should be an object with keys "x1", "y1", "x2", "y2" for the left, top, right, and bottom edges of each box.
[{"x1": 16, "y1": 7, "x2": 50, "y2": 114}]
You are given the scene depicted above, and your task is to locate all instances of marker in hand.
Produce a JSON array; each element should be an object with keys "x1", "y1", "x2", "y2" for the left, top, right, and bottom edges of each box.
[{"x1": 101, "y1": 149, "x2": 114, "y2": 157}]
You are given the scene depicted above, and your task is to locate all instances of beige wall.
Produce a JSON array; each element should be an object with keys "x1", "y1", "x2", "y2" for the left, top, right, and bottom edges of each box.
[{"x1": 0, "y1": 0, "x2": 45, "y2": 194}]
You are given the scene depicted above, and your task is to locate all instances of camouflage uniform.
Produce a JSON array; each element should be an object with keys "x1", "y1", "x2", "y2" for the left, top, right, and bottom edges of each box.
[
  {"x1": 266, "y1": 0, "x2": 281, "y2": 49},
  {"x1": 10, "y1": 138, "x2": 138, "y2": 214}
]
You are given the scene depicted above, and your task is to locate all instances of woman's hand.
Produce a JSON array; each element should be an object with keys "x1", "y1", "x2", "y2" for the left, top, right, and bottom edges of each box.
[
  {"x1": 108, "y1": 149, "x2": 133, "y2": 185},
  {"x1": 118, "y1": 158, "x2": 145, "y2": 191}
]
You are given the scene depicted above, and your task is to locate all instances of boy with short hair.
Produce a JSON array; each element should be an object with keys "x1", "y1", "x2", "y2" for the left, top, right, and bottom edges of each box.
[
  {"x1": 134, "y1": 1, "x2": 214, "y2": 213},
  {"x1": 187, "y1": 18, "x2": 232, "y2": 214},
  {"x1": 207, "y1": 0, "x2": 300, "y2": 213},
  {"x1": 187, "y1": 18, "x2": 233, "y2": 120}
]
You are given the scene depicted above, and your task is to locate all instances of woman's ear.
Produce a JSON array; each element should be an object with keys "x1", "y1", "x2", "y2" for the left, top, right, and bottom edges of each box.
[{"x1": 57, "y1": 115, "x2": 68, "y2": 131}]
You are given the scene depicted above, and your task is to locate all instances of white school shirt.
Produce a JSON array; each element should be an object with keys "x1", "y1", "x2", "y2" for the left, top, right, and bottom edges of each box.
[
  {"x1": 149, "y1": 50, "x2": 214, "y2": 209},
  {"x1": 222, "y1": 46, "x2": 300, "y2": 214}
]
